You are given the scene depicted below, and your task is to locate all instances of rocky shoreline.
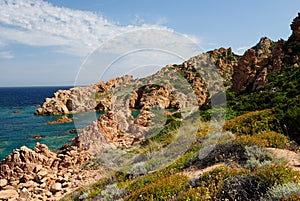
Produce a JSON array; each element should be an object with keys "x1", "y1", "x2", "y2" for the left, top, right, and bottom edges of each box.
[
  {"x1": 1, "y1": 13, "x2": 300, "y2": 200},
  {"x1": 0, "y1": 143, "x2": 92, "y2": 200}
]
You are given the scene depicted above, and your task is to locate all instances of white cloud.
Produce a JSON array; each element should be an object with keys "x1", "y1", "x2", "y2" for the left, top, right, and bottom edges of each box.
[
  {"x1": 0, "y1": 0, "x2": 177, "y2": 57},
  {"x1": 75, "y1": 29, "x2": 203, "y2": 85},
  {"x1": 0, "y1": 51, "x2": 14, "y2": 59},
  {"x1": 0, "y1": 40, "x2": 6, "y2": 48}
]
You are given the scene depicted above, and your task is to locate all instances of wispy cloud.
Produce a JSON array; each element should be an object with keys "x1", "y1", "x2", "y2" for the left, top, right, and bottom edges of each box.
[
  {"x1": 0, "y1": 0, "x2": 171, "y2": 57},
  {"x1": 0, "y1": 51, "x2": 14, "y2": 59},
  {"x1": 155, "y1": 16, "x2": 168, "y2": 25}
]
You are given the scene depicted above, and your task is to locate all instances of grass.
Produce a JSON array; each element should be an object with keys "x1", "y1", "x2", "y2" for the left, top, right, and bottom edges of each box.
[{"x1": 124, "y1": 174, "x2": 189, "y2": 200}]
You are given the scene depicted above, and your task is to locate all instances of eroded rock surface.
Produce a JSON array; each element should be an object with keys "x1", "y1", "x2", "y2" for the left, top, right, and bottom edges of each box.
[
  {"x1": 35, "y1": 76, "x2": 132, "y2": 115},
  {"x1": 231, "y1": 13, "x2": 300, "y2": 93},
  {"x1": 47, "y1": 116, "x2": 74, "y2": 124},
  {"x1": 0, "y1": 143, "x2": 92, "y2": 201},
  {"x1": 231, "y1": 37, "x2": 273, "y2": 92}
]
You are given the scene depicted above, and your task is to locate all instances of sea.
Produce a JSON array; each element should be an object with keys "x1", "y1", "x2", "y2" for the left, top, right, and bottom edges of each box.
[{"x1": 0, "y1": 86, "x2": 101, "y2": 161}]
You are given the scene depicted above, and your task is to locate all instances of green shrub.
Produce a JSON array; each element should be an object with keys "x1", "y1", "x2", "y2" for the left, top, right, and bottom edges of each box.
[
  {"x1": 254, "y1": 165, "x2": 300, "y2": 187},
  {"x1": 184, "y1": 166, "x2": 246, "y2": 200},
  {"x1": 141, "y1": 117, "x2": 181, "y2": 147},
  {"x1": 61, "y1": 180, "x2": 106, "y2": 201},
  {"x1": 236, "y1": 135, "x2": 269, "y2": 147},
  {"x1": 256, "y1": 131, "x2": 290, "y2": 148},
  {"x1": 236, "y1": 131, "x2": 290, "y2": 148},
  {"x1": 220, "y1": 175, "x2": 266, "y2": 200},
  {"x1": 124, "y1": 174, "x2": 189, "y2": 200},
  {"x1": 264, "y1": 182, "x2": 300, "y2": 201},
  {"x1": 244, "y1": 146, "x2": 275, "y2": 171},
  {"x1": 127, "y1": 150, "x2": 197, "y2": 193},
  {"x1": 176, "y1": 186, "x2": 210, "y2": 200},
  {"x1": 224, "y1": 109, "x2": 282, "y2": 136}
]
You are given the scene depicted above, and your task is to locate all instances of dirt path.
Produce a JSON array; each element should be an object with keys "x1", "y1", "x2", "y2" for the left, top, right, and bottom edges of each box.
[
  {"x1": 181, "y1": 163, "x2": 226, "y2": 179},
  {"x1": 266, "y1": 148, "x2": 300, "y2": 172}
]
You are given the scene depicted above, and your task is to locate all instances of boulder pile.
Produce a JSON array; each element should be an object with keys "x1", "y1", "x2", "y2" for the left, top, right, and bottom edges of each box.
[{"x1": 0, "y1": 143, "x2": 92, "y2": 200}]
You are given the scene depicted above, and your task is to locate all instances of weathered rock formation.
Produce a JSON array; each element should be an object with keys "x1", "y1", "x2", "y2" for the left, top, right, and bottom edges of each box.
[
  {"x1": 290, "y1": 12, "x2": 300, "y2": 42},
  {"x1": 208, "y1": 47, "x2": 239, "y2": 88},
  {"x1": 35, "y1": 76, "x2": 132, "y2": 115},
  {"x1": 70, "y1": 53, "x2": 229, "y2": 157},
  {"x1": 35, "y1": 49, "x2": 236, "y2": 117},
  {"x1": 47, "y1": 116, "x2": 73, "y2": 124},
  {"x1": 0, "y1": 143, "x2": 91, "y2": 200},
  {"x1": 231, "y1": 13, "x2": 300, "y2": 93},
  {"x1": 129, "y1": 84, "x2": 177, "y2": 110},
  {"x1": 231, "y1": 37, "x2": 273, "y2": 92},
  {"x1": 285, "y1": 12, "x2": 300, "y2": 65}
]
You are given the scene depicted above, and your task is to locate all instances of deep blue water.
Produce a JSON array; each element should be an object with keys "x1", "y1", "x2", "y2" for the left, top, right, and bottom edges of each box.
[{"x1": 0, "y1": 86, "x2": 100, "y2": 160}]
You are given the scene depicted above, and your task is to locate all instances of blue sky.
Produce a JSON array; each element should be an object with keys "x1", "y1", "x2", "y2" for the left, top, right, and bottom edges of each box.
[{"x1": 0, "y1": 0, "x2": 299, "y2": 86}]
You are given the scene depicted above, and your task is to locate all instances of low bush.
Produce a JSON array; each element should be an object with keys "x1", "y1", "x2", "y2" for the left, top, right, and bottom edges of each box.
[
  {"x1": 124, "y1": 174, "x2": 189, "y2": 200},
  {"x1": 254, "y1": 165, "x2": 300, "y2": 187},
  {"x1": 244, "y1": 145, "x2": 275, "y2": 171},
  {"x1": 224, "y1": 109, "x2": 282, "y2": 136},
  {"x1": 236, "y1": 131, "x2": 290, "y2": 148},
  {"x1": 127, "y1": 150, "x2": 197, "y2": 192},
  {"x1": 220, "y1": 175, "x2": 266, "y2": 200},
  {"x1": 192, "y1": 142, "x2": 248, "y2": 169},
  {"x1": 256, "y1": 131, "x2": 290, "y2": 148},
  {"x1": 264, "y1": 182, "x2": 300, "y2": 201},
  {"x1": 177, "y1": 166, "x2": 246, "y2": 200}
]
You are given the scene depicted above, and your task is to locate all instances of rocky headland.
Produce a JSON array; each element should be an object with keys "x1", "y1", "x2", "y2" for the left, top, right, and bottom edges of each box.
[{"x1": 1, "y1": 13, "x2": 300, "y2": 201}]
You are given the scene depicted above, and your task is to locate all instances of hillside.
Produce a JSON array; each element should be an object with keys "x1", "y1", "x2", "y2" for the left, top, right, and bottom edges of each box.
[{"x1": 0, "y1": 13, "x2": 300, "y2": 201}]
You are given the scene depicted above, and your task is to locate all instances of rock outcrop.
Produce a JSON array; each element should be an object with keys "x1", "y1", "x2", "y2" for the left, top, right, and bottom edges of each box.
[
  {"x1": 47, "y1": 116, "x2": 74, "y2": 124},
  {"x1": 71, "y1": 54, "x2": 224, "y2": 156},
  {"x1": 285, "y1": 12, "x2": 300, "y2": 65},
  {"x1": 129, "y1": 85, "x2": 177, "y2": 110},
  {"x1": 290, "y1": 12, "x2": 300, "y2": 42},
  {"x1": 35, "y1": 49, "x2": 236, "y2": 117},
  {"x1": 231, "y1": 37, "x2": 273, "y2": 92},
  {"x1": 0, "y1": 143, "x2": 92, "y2": 200},
  {"x1": 231, "y1": 13, "x2": 300, "y2": 93},
  {"x1": 71, "y1": 96, "x2": 158, "y2": 156},
  {"x1": 35, "y1": 76, "x2": 132, "y2": 115},
  {"x1": 208, "y1": 47, "x2": 239, "y2": 88}
]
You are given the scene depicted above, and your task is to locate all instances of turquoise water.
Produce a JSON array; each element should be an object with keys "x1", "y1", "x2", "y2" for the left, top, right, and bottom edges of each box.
[
  {"x1": 0, "y1": 87, "x2": 100, "y2": 160},
  {"x1": 131, "y1": 109, "x2": 140, "y2": 119}
]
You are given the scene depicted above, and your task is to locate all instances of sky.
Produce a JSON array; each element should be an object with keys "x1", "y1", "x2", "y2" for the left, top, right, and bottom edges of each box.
[{"x1": 0, "y1": 0, "x2": 300, "y2": 86}]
